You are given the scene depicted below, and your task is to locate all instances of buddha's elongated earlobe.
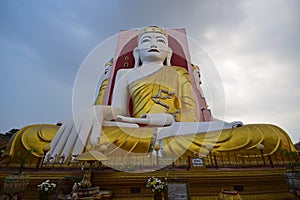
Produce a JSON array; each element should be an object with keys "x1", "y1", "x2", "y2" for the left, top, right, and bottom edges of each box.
[
  {"x1": 133, "y1": 47, "x2": 140, "y2": 68},
  {"x1": 167, "y1": 47, "x2": 173, "y2": 66}
]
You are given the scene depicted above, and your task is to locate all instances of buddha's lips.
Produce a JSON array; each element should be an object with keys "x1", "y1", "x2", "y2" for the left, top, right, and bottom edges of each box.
[{"x1": 148, "y1": 49, "x2": 159, "y2": 52}]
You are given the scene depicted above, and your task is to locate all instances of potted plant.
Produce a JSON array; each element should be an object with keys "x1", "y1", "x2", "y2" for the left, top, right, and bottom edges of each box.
[
  {"x1": 3, "y1": 172, "x2": 30, "y2": 196},
  {"x1": 146, "y1": 176, "x2": 168, "y2": 200},
  {"x1": 37, "y1": 180, "x2": 56, "y2": 200},
  {"x1": 3, "y1": 149, "x2": 34, "y2": 196}
]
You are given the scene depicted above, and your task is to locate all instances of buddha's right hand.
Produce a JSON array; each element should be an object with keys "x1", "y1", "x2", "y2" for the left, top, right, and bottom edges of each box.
[{"x1": 74, "y1": 105, "x2": 124, "y2": 146}]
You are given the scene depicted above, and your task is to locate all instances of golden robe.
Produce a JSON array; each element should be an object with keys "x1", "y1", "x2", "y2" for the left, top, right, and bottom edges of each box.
[
  {"x1": 128, "y1": 66, "x2": 198, "y2": 121},
  {"x1": 99, "y1": 66, "x2": 196, "y2": 155}
]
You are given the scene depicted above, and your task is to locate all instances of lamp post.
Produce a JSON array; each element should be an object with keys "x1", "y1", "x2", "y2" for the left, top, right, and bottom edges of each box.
[
  {"x1": 40, "y1": 145, "x2": 50, "y2": 168},
  {"x1": 99, "y1": 145, "x2": 107, "y2": 170},
  {"x1": 154, "y1": 144, "x2": 160, "y2": 167},
  {"x1": 256, "y1": 144, "x2": 266, "y2": 167},
  {"x1": 205, "y1": 144, "x2": 214, "y2": 168}
]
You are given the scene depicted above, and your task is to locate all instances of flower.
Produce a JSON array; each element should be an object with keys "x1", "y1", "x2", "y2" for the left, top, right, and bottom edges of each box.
[
  {"x1": 37, "y1": 180, "x2": 56, "y2": 193},
  {"x1": 146, "y1": 176, "x2": 168, "y2": 193}
]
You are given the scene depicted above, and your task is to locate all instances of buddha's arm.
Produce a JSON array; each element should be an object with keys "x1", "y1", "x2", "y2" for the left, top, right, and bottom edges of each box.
[
  {"x1": 178, "y1": 68, "x2": 198, "y2": 122},
  {"x1": 111, "y1": 69, "x2": 130, "y2": 116}
]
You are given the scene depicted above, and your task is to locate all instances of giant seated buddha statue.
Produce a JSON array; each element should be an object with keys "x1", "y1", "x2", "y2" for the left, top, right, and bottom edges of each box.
[{"x1": 4, "y1": 26, "x2": 296, "y2": 166}]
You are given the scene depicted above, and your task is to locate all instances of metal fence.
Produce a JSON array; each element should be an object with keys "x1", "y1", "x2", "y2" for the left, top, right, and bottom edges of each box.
[{"x1": 0, "y1": 151, "x2": 299, "y2": 171}]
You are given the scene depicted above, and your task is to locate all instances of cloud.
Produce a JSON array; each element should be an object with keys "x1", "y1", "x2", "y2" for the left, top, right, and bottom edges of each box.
[{"x1": 194, "y1": 0, "x2": 300, "y2": 142}]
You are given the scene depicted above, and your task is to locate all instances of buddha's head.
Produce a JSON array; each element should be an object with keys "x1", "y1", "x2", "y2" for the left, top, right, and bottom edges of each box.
[{"x1": 134, "y1": 26, "x2": 172, "y2": 67}]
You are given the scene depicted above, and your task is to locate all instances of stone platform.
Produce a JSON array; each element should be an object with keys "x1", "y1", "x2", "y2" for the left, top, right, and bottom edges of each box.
[{"x1": 0, "y1": 167, "x2": 296, "y2": 200}]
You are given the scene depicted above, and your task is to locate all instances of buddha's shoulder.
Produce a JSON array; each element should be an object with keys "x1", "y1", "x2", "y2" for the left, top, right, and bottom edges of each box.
[{"x1": 169, "y1": 66, "x2": 189, "y2": 74}]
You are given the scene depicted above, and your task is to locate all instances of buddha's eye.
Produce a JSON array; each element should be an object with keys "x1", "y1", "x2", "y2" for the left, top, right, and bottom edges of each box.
[
  {"x1": 141, "y1": 38, "x2": 150, "y2": 44},
  {"x1": 157, "y1": 39, "x2": 166, "y2": 44}
]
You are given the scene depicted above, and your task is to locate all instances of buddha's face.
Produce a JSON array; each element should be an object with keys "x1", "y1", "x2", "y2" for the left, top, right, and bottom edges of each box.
[{"x1": 137, "y1": 32, "x2": 169, "y2": 64}]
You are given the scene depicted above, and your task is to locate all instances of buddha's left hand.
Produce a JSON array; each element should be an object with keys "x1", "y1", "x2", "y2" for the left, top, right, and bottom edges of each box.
[{"x1": 116, "y1": 113, "x2": 174, "y2": 126}]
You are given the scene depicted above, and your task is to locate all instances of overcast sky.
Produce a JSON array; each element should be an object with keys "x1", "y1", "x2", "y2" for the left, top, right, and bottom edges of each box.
[{"x1": 0, "y1": 0, "x2": 299, "y2": 143}]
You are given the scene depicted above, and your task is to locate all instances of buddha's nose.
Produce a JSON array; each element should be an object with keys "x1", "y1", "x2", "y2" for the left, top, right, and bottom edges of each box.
[{"x1": 150, "y1": 44, "x2": 157, "y2": 48}]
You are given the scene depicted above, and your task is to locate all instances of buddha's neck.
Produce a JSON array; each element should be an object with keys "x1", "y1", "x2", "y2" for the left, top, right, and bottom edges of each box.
[
  {"x1": 136, "y1": 63, "x2": 164, "y2": 77},
  {"x1": 141, "y1": 60, "x2": 164, "y2": 65}
]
